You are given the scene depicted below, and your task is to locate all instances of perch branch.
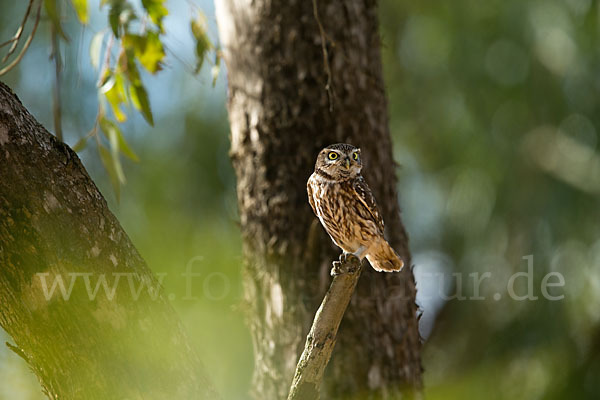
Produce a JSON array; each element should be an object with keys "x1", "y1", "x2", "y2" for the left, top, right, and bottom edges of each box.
[{"x1": 287, "y1": 254, "x2": 364, "y2": 400}]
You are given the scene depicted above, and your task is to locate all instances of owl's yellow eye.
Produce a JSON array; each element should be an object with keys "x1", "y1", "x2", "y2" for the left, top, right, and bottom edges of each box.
[
  {"x1": 328, "y1": 152, "x2": 339, "y2": 160},
  {"x1": 352, "y1": 152, "x2": 359, "y2": 161}
]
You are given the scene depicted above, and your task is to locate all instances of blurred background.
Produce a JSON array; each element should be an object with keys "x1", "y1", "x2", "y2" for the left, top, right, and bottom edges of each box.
[{"x1": 1, "y1": 0, "x2": 599, "y2": 399}]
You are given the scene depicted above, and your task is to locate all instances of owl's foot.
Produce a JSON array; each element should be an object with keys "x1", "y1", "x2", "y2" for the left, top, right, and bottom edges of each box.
[{"x1": 330, "y1": 253, "x2": 361, "y2": 276}]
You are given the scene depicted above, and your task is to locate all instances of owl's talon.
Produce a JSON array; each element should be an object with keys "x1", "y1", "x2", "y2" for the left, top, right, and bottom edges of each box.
[
  {"x1": 339, "y1": 253, "x2": 358, "y2": 263},
  {"x1": 331, "y1": 254, "x2": 360, "y2": 276},
  {"x1": 330, "y1": 261, "x2": 342, "y2": 276}
]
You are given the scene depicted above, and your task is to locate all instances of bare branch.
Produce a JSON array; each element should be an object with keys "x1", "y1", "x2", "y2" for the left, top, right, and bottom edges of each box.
[
  {"x1": 0, "y1": 37, "x2": 18, "y2": 49},
  {"x1": 0, "y1": 0, "x2": 35, "y2": 60},
  {"x1": 0, "y1": 1, "x2": 42, "y2": 76}
]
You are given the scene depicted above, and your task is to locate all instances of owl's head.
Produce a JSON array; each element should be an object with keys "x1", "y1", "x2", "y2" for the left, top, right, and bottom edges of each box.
[{"x1": 314, "y1": 143, "x2": 362, "y2": 180}]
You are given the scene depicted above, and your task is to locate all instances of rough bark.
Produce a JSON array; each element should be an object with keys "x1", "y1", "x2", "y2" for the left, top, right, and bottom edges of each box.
[
  {"x1": 216, "y1": 1, "x2": 422, "y2": 399},
  {"x1": 0, "y1": 82, "x2": 217, "y2": 399}
]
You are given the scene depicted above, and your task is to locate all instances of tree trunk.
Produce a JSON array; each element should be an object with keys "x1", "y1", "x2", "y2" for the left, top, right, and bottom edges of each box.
[
  {"x1": 215, "y1": 1, "x2": 422, "y2": 398},
  {"x1": 0, "y1": 82, "x2": 217, "y2": 399}
]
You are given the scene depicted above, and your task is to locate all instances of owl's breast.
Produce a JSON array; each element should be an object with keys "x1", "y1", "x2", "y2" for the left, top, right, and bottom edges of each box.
[{"x1": 308, "y1": 176, "x2": 377, "y2": 253}]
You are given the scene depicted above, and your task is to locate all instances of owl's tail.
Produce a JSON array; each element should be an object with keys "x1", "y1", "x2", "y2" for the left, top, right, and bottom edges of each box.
[{"x1": 366, "y1": 238, "x2": 404, "y2": 272}]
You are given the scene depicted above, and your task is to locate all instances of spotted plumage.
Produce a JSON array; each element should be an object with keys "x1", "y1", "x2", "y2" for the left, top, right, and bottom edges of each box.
[{"x1": 307, "y1": 143, "x2": 404, "y2": 272}]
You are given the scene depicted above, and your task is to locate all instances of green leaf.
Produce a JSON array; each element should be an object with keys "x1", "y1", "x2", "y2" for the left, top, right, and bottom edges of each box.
[
  {"x1": 117, "y1": 131, "x2": 139, "y2": 162},
  {"x1": 99, "y1": 68, "x2": 112, "y2": 87},
  {"x1": 129, "y1": 83, "x2": 153, "y2": 126},
  {"x1": 141, "y1": 0, "x2": 168, "y2": 33},
  {"x1": 72, "y1": 136, "x2": 88, "y2": 152},
  {"x1": 191, "y1": 13, "x2": 211, "y2": 74},
  {"x1": 112, "y1": 45, "x2": 155, "y2": 126},
  {"x1": 98, "y1": 144, "x2": 121, "y2": 201},
  {"x1": 99, "y1": 116, "x2": 118, "y2": 139},
  {"x1": 101, "y1": 72, "x2": 128, "y2": 122},
  {"x1": 139, "y1": 33, "x2": 164, "y2": 71},
  {"x1": 108, "y1": 3, "x2": 123, "y2": 37},
  {"x1": 107, "y1": 1, "x2": 136, "y2": 38},
  {"x1": 44, "y1": 0, "x2": 69, "y2": 41},
  {"x1": 70, "y1": 0, "x2": 88, "y2": 24},
  {"x1": 99, "y1": 117, "x2": 126, "y2": 184},
  {"x1": 99, "y1": 116, "x2": 139, "y2": 162},
  {"x1": 90, "y1": 31, "x2": 104, "y2": 70},
  {"x1": 211, "y1": 53, "x2": 221, "y2": 87},
  {"x1": 123, "y1": 32, "x2": 165, "y2": 74}
]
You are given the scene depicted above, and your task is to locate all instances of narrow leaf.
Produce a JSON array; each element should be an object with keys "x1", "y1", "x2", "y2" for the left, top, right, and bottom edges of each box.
[
  {"x1": 100, "y1": 116, "x2": 139, "y2": 162},
  {"x1": 108, "y1": 2, "x2": 137, "y2": 39},
  {"x1": 70, "y1": 0, "x2": 88, "y2": 24},
  {"x1": 100, "y1": 117, "x2": 126, "y2": 184},
  {"x1": 98, "y1": 144, "x2": 121, "y2": 201},
  {"x1": 90, "y1": 31, "x2": 104, "y2": 70},
  {"x1": 211, "y1": 54, "x2": 220, "y2": 87},
  {"x1": 102, "y1": 73, "x2": 127, "y2": 122},
  {"x1": 44, "y1": 0, "x2": 69, "y2": 41},
  {"x1": 125, "y1": 31, "x2": 164, "y2": 74},
  {"x1": 191, "y1": 13, "x2": 211, "y2": 74},
  {"x1": 116, "y1": 129, "x2": 139, "y2": 162},
  {"x1": 141, "y1": 0, "x2": 168, "y2": 33},
  {"x1": 72, "y1": 136, "x2": 88, "y2": 152},
  {"x1": 108, "y1": 3, "x2": 122, "y2": 38},
  {"x1": 129, "y1": 83, "x2": 153, "y2": 126}
]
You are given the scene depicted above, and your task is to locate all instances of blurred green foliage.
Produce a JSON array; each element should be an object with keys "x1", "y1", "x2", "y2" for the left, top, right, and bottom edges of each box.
[
  {"x1": 380, "y1": 0, "x2": 600, "y2": 399},
  {"x1": 1, "y1": 0, "x2": 214, "y2": 199},
  {"x1": 1, "y1": 0, "x2": 599, "y2": 399}
]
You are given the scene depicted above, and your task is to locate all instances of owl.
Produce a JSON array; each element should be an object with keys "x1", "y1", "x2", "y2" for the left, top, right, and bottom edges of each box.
[{"x1": 307, "y1": 143, "x2": 404, "y2": 273}]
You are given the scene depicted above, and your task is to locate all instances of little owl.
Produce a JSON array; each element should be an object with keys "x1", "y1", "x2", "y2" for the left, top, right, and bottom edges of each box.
[{"x1": 307, "y1": 143, "x2": 404, "y2": 273}]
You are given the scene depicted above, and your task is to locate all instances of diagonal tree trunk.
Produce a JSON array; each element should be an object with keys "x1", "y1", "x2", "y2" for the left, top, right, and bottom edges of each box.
[
  {"x1": 0, "y1": 82, "x2": 217, "y2": 399},
  {"x1": 216, "y1": 1, "x2": 422, "y2": 398}
]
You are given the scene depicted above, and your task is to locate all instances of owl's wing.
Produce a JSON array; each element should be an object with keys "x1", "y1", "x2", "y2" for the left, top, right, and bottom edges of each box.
[
  {"x1": 307, "y1": 175, "x2": 318, "y2": 216},
  {"x1": 353, "y1": 176, "x2": 385, "y2": 232}
]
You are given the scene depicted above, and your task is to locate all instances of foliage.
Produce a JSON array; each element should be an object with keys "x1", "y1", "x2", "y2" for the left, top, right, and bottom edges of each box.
[
  {"x1": 0, "y1": 0, "x2": 215, "y2": 198},
  {"x1": 379, "y1": 0, "x2": 600, "y2": 398}
]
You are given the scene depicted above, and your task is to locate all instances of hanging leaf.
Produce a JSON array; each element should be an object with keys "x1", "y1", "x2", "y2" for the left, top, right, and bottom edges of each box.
[
  {"x1": 44, "y1": 0, "x2": 69, "y2": 41},
  {"x1": 139, "y1": 32, "x2": 165, "y2": 73},
  {"x1": 99, "y1": 117, "x2": 126, "y2": 185},
  {"x1": 107, "y1": 1, "x2": 136, "y2": 38},
  {"x1": 99, "y1": 116, "x2": 118, "y2": 139},
  {"x1": 211, "y1": 53, "x2": 221, "y2": 87},
  {"x1": 141, "y1": 0, "x2": 168, "y2": 33},
  {"x1": 72, "y1": 136, "x2": 88, "y2": 152},
  {"x1": 108, "y1": 3, "x2": 122, "y2": 37},
  {"x1": 122, "y1": 34, "x2": 144, "y2": 54},
  {"x1": 114, "y1": 46, "x2": 155, "y2": 127},
  {"x1": 90, "y1": 31, "x2": 104, "y2": 70},
  {"x1": 99, "y1": 67, "x2": 112, "y2": 87},
  {"x1": 101, "y1": 72, "x2": 128, "y2": 122},
  {"x1": 99, "y1": 116, "x2": 139, "y2": 161},
  {"x1": 123, "y1": 32, "x2": 165, "y2": 74},
  {"x1": 191, "y1": 13, "x2": 211, "y2": 74},
  {"x1": 70, "y1": 0, "x2": 88, "y2": 24},
  {"x1": 116, "y1": 131, "x2": 139, "y2": 162},
  {"x1": 98, "y1": 144, "x2": 121, "y2": 201},
  {"x1": 130, "y1": 83, "x2": 153, "y2": 126}
]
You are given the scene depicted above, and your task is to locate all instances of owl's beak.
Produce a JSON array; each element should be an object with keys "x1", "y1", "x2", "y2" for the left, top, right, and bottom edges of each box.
[{"x1": 344, "y1": 158, "x2": 350, "y2": 170}]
